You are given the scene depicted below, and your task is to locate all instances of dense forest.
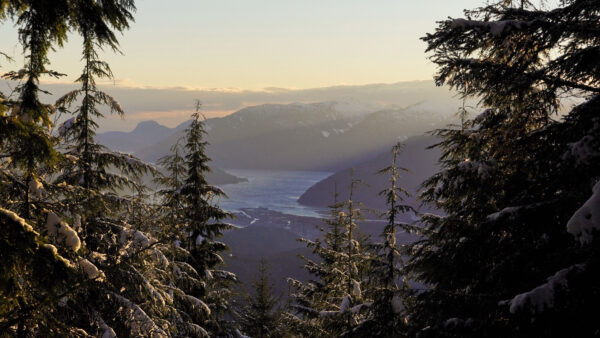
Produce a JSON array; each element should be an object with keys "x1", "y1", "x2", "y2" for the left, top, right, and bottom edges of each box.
[{"x1": 0, "y1": 0, "x2": 599, "y2": 337}]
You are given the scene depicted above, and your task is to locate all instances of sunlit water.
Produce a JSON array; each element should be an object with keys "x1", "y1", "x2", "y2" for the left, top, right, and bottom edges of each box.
[{"x1": 214, "y1": 169, "x2": 331, "y2": 217}]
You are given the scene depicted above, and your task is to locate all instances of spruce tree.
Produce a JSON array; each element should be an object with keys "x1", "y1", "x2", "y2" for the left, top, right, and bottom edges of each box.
[
  {"x1": 354, "y1": 142, "x2": 413, "y2": 337},
  {"x1": 287, "y1": 187, "x2": 349, "y2": 337},
  {"x1": 238, "y1": 259, "x2": 284, "y2": 338},
  {"x1": 405, "y1": 0, "x2": 600, "y2": 337},
  {"x1": 155, "y1": 103, "x2": 238, "y2": 336},
  {"x1": 288, "y1": 174, "x2": 372, "y2": 337}
]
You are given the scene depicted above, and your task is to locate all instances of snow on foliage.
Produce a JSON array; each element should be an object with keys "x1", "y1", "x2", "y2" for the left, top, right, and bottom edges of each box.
[
  {"x1": 339, "y1": 295, "x2": 351, "y2": 312},
  {"x1": 487, "y1": 206, "x2": 520, "y2": 221},
  {"x1": 45, "y1": 212, "x2": 60, "y2": 236},
  {"x1": 41, "y1": 244, "x2": 73, "y2": 267},
  {"x1": 451, "y1": 18, "x2": 534, "y2": 37},
  {"x1": 564, "y1": 135, "x2": 599, "y2": 165},
  {"x1": 352, "y1": 280, "x2": 362, "y2": 298},
  {"x1": 78, "y1": 258, "x2": 104, "y2": 280},
  {"x1": 45, "y1": 212, "x2": 81, "y2": 251},
  {"x1": 508, "y1": 264, "x2": 585, "y2": 314},
  {"x1": 120, "y1": 226, "x2": 154, "y2": 247},
  {"x1": 28, "y1": 177, "x2": 43, "y2": 198},
  {"x1": 444, "y1": 317, "x2": 463, "y2": 328},
  {"x1": 58, "y1": 117, "x2": 75, "y2": 136},
  {"x1": 567, "y1": 181, "x2": 600, "y2": 244},
  {"x1": 185, "y1": 295, "x2": 211, "y2": 316},
  {"x1": 235, "y1": 329, "x2": 250, "y2": 338},
  {"x1": 392, "y1": 295, "x2": 404, "y2": 314},
  {"x1": 108, "y1": 291, "x2": 168, "y2": 337},
  {"x1": 1, "y1": 208, "x2": 36, "y2": 233}
]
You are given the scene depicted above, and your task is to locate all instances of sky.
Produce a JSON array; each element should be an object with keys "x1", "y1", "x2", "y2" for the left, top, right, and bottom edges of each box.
[{"x1": 0, "y1": 0, "x2": 485, "y2": 130}]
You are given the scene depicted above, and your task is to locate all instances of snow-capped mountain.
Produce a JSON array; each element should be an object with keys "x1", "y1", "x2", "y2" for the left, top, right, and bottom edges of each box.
[{"x1": 129, "y1": 100, "x2": 456, "y2": 171}]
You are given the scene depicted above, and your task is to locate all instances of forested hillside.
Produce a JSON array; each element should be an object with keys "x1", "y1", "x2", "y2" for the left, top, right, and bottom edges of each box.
[{"x1": 0, "y1": 1, "x2": 598, "y2": 337}]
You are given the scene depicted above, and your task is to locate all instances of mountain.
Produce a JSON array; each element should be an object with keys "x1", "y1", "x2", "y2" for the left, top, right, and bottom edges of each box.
[
  {"x1": 135, "y1": 101, "x2": 455, "y2": 171},
  {"x1": 97, "y1": 120, "x2": 173, "y2": 154},
  {"x1": 298, "y1": 134, "x2": 440, "y2": 215},
  {"x1": 97, "y1": 121, "x2": 246, "y2": 185}
]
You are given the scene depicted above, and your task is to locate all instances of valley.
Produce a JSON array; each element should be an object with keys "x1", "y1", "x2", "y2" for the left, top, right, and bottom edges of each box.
[{"x1": 96, "y1": 100, "x2": 450, "y2": 295}]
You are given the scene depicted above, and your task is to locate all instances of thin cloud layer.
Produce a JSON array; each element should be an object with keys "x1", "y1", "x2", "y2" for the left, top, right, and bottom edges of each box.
[{"x1": 1, "y1": 80, "x2": 460, "y2": 131}]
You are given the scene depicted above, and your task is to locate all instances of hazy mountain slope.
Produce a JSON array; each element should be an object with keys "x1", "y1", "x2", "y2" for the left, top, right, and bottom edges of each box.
[
  {"x1": 221, "y1": 226, "x2": 312, "y2": 296},
  {"x1": 135, "y1": 101, "x2": 454, "y2": 171},
  {"x1": 97, "y1": 120, "x2": 173, "y2": 153},
  {"x1": 298, "y1": 134, "x2": 440, "y2": 213},
  {"x1": 98, "y1": 120, "x2": 246, "y2": 185}
]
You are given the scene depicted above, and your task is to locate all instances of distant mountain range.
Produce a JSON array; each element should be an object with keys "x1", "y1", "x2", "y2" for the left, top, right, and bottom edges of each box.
[
  {"x1": 97, "y1": 121, "x2": 246, "y2": 186},
  {"x1": 298, "y1": 134, "x2": 440, "y2": 215},
  {"x1": 98, "y1": 100, "x2": 456, "y2": 172}
]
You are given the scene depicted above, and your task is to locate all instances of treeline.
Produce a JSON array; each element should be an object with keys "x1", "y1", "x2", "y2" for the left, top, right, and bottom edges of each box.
[{"x1": 1, "y1": 0, "x2": 599, "y2": 338}]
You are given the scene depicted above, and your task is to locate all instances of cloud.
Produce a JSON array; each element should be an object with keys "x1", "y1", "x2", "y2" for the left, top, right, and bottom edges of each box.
[{"x1": 1, "y1": 80, "x2": 460, "y2": 132}]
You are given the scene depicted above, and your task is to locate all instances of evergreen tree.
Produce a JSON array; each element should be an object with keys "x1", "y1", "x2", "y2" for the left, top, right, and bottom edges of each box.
[
  {"x1": 1, "y1": 0, "x2": 69, "y2": 218},
  {"x1": 288, "y1": 174, "x2": 372, "y2": 337},
  {"x1": 354, "y1": 142, "x2": 414, "y2": 337},
  {"x1": 155, "y1": 103, "x2": 238, "y2": 336},
  {"x1": 405, "y1": 0, "x2": 600, "y2": 337},
  {"x1": 238, "y1": 259, "x2": 285, "y2": 338},
  {"x1": 287, "y1": 187, "x2": 349, "y2": 337}
]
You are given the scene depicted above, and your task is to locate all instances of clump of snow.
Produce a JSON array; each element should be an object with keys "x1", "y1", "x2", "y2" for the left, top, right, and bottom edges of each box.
[
  {"x1": 321, "y1": 130, "x2": 330, "y2": 138},
  {"x1": 487, "y1": 206, "x2": 520, "y2": 221},
  {"x1": 101, "y1": 327, "x2": 116, "y2": 338},
  {"x1": 567, "y1": 181, "x2": 600, "y2": 244},
  {"x1": 58, "y1": 117, "x2": 75, "y2": 136},
  {"x1": 508, "y1": 264, "x2": 584, "y2": 313},
  {"x1": 120, "y1": 227, "x2": 154, "y2": 247},
  {"x1": 457, "y1": 159, "x2": 492, "y2": 179},
  {"x1": 1, "y1": 208, "x2": 36, "y2": 234},
  {"x1": 392, "y1": 295, "x2": 404, "y2": 314},
  {"x1": 352, "y1": 280, "x2": 362, "y2": 298},
  {"x1": 196, "y1": 234, "x2": 204, "y2": 245},
  {"x1": 152, "y1": 249, "x2": 169, "y2": 268},
  {"x1": 235, "y1": 329, "x2": 250, "y2": 338},
  {"x1": 28, "y1": 178, "x2": 43, "y2": 198},
  {"x1": 73, "y1": 215, "x2": 81, "y2": 231},
  {"x1": 319, "y1": 310, "x2": 338, "y2": 317},
  {"x1": 339, "y1": 295, "x2": 351, "y2": 312},
  {"x1": 78, "y1": 258, "x2": 104, "y2": 280},
  {"x1": 444, "y1": 317, "x2": 464, "y2": 328},
  {"x1": 46, "y1": 212, "x2": 61, "y2": 236},
  {"x1": 350, "y1": 303, "x2": 370, "y2": 314},
  {"x1": 451, "y1": 18, "x2": 533, "y2": 37},
  {"x1": 41, "y1": 243, "x2": 73, "y2": 267},
  {"x1": 185, "y1": 295, "x2": 211, "y2": 316},
  {"x1": 45, "y1": 212, "x2": 81, "y2": 251},
  {"x1": 109, "y1": 291, "x2": 168, "y2": 337},
  {"x1": 564, "y1": 135, "x2": 599, "y2": 165},
  {"x1": 98, "y1": 315, "x2": 117, "y2": 338}
]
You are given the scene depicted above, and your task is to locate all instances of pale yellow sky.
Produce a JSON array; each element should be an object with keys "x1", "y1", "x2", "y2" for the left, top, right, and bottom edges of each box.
[{"x1": 0, "y1": 0, "x2": 484, "y2": 90}]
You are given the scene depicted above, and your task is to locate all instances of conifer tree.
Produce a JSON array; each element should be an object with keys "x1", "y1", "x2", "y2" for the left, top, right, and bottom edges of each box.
[
  {"x1": 405, "y1": 0, "x2": 600, "y2": 336},
  {"x1": 238, "y1": 259, "x2": 285, "y2": 338},
  {"x1": 154, "y1": 103, "x2": 238, "y2": 336},
  {"x1": 1, "y1": 0, "x2": 69, "y2": 218},
  {"x1": 287, "y1": 187, "x2": 349, "y2": 337},
  {"x1": 355, "y1": 142, "x2": 413, "y2": 337},
  {"x1": 289, "y1": 174, "x2": 372, "y2": 337}
]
